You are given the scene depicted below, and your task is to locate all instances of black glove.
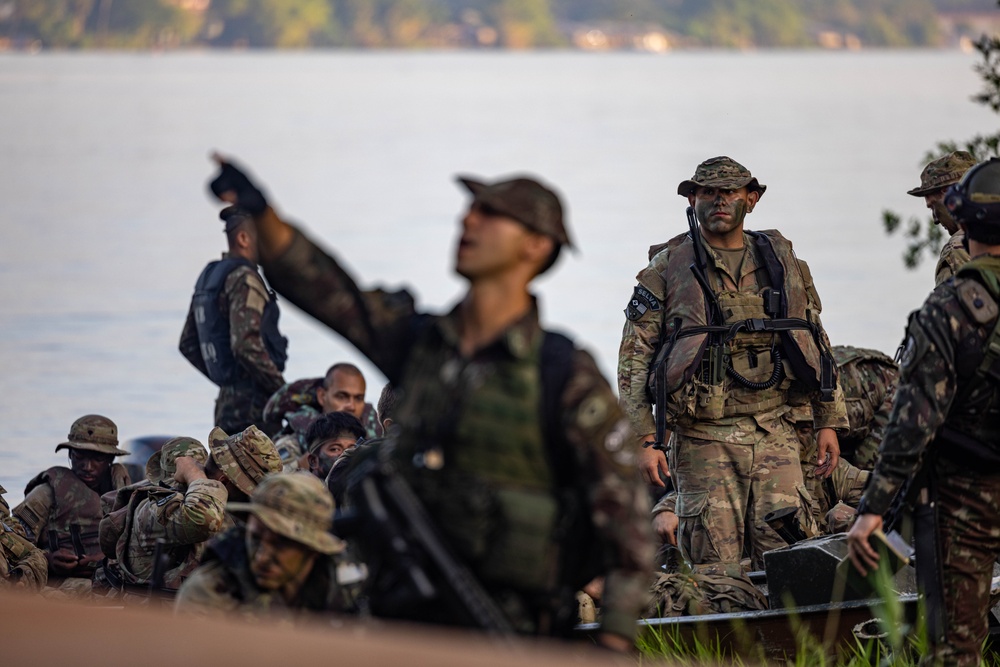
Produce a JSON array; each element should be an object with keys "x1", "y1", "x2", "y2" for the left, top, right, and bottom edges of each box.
[{"x1": 209, "y1": 159, "x2": 268, "y2": 215}]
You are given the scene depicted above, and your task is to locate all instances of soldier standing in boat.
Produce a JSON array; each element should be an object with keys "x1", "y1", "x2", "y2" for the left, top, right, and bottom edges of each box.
[
  {"x1": 179, "y1": 205, "x2": 288, "y2": 435},
  {"x1": 617, "y1": 157, "x2": 847, "y2": 600},
  {"x1": 849, "y1": 158, "x2": 1000, "y2": 667},
  {"x1": 205, "y1": 155, "x2": 654, "y2": 651},
  {"x1": 907, "y1": 151, "x2": 977, "y2": 286}
]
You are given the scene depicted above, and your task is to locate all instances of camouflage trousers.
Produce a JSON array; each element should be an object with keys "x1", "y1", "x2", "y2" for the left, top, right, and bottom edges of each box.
[
  {"x1": 923, "y1": 464, "x2": 1000, "y2": 667},
  {"x1": 670, "y1": 422, "x2": 816, "y2": 578},
  {"x1": 215, "y1": 385, "x2": 281, "y2": 437}
]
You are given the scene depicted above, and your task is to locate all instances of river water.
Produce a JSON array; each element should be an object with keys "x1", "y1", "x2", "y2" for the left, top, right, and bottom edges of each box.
[{"x1": 0, "y1": 50, "x2": 995, "y2": 504}]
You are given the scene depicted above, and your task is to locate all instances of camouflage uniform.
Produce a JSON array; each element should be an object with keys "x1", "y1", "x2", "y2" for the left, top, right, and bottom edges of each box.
[
  {"x1": 907, "y1": 151, "x2": 977, "y2": 286},
  {"x1": 247, "y1": 184, "x2": 654, "y2": 640},
  {"x1": 263, "y1": 378, "x2": 383, "y2": 467},
  {"x1": 100, "y1": 437, "x2": 228, "y2": 592},
  {"x1": 175, "y1": 473, "x2": 355, "y2": 620},
  {"x1": 179, "y1": 252, "x2": 286, "y2": 435},
  {"x1": 618, "y1": 158, "x2": 848, "y2": 582},
  {"x1": 11, "y1": 415, "x2": 131, "y2": 584},
  {"x1": 0, "y1": 485, "x2": 48, "y2": 592},
  {"x1": 831, "y1": 345, "x2": 898, "y2": 471},
  {"x1": 857, "y1": 254, "x2": 1000, "y2": 667}
]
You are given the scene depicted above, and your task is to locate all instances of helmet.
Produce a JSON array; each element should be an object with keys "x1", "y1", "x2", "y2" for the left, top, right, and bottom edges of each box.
[{"x1": 945, "y1": 157, "x2": 1000, "y2": 226}]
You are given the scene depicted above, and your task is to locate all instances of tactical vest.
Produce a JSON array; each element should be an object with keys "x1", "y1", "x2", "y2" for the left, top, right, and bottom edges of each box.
[
  {"x1": 933, "y1": 255, "x2": 1000, "y2": 468},
  {"x1": 388, "y1": 319, "x2": 576, "y2": 595},
  {"x1": 191, "y1": 257, "x2": 288, "y2": 387},
  {"x1": 649, "y1": 230, "x2": 834, "y2": 424},
  {"x1": 19, "y1": 467, "x2": 104, "y2": 558}
]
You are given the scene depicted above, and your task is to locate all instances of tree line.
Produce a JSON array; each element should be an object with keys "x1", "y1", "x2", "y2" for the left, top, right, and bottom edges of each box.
[{"x1": 1, "y1": 0, "x2": 996, "y2": 50}]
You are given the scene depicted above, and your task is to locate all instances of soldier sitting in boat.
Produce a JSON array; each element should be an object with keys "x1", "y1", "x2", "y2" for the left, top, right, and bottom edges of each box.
[
  {"x1": 263, "y1": 363, "x2": 383, "y2": 469},
  {"x1": 0, "y1": 484, "x2": 47, "y2": 592},
  {"x1": 99, "y1": 436, "x2": 227, "y2": 598},
  {"x1": 10, "y1": 415, "x2": 131, "y2": 594}
]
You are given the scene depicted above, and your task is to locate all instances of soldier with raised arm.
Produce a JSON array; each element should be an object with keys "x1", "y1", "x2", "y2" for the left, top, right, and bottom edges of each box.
[{"x1": 205, "y1": 155, "x2": 654, "y2": 651}]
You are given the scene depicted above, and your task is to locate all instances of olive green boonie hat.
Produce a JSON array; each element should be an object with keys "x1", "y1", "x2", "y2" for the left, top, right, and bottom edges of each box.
[
  {"x1": 908, "y1": 151, "x2": 977, "y2": 197},
  {"x1": 146, "y1": 437, "x2": 208, "y2": 486},
  {"x1": 208, "y1": 425, "x2": 282, "y2": 496},
  {"x1": 677, "y1": 156, "x2": 767, "y2": 199},
  {"x1": 228, "y1": 473, "x2": 344, "y2": 555},
  {"x1": 55, "y1": 414, "x2": 129, "y2": 456},
  {"x1": 458, "y1": 175, "x2": 574, "y2": 249}
]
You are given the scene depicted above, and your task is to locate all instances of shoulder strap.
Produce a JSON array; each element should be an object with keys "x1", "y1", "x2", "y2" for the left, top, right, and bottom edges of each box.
[
  {"x1": 539, "y1": 330, "x2": 575, "y2": 486},
  {"x1": 955, "y1": 263, "x2": 1000, "y2": 390}
]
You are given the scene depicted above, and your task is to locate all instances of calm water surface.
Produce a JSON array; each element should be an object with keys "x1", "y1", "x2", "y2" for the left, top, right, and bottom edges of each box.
[{"x1": 1, "y1": 51, "x2": 995, "y2": 504}]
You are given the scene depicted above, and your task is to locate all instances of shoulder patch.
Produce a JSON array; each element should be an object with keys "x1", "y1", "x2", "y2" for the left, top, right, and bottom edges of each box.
[
  {"x1": 956, "y1": 279, "x2": 999, "y2": 325},
  {"x1": 625, "y1": 285, "x2": 661, "y2": 321}
]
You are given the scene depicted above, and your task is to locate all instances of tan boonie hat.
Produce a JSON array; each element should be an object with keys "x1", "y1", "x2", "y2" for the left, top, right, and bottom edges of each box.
[
  {"x1": 908, "y1": 151, "x2": 977, "y2": 197},
  {"x1": 55, "y1": 414, "x2": 129, "y2": 456},
  {"x1": 457, "y1": 175, "x2": 574, "y2": 249},
  {"x1": 146, "y1": 437, "x2": 208, "y2": 486},
  {"x1": 228, "y1": 472, "x2": 344, "y2": 555},
  {"x1": 208, "y1": 425, "x2": 282, "y2": 496},
  {"x1": 677, "y1": 156, "x2": 766, "y2": 199}
]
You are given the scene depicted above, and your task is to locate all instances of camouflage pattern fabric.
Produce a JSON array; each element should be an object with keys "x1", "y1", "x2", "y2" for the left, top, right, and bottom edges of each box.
[
  {"x1": 907, "y1": 151, "x2": 977, "y2": 197},
  {"x1": 258, "y1": 220, "x2": 654, "y2": 641},
  {"x1": 458, "y1": 175, "x2": 572, "y2": 247},
  {"x1": 179, "y1": 257, "x2": 285, "y2": 435},
  {"x1": 676, "y1": 156, "x2": 766, "y2": 198},
  {"x1": 857, "y1": 255, "x2": 1000, "y2": 666},
  {"x1": 1, "y1": 486, "x2": 47, "y2": 591},
  {"x1": 208, "y1": 425, "x2": 282, "y2": 496},
  {"x1": 830, "y1": 345, "x2": 897, "y2": 471},
  {"x1": 646, "y1": 570, "x2": 767, "y2": 618},
  {"x1": 175, "y1": 525, "x2": 357, "y2": 620},
  {"x1": 54, "y1": 414, "x2": 129, "y2": 456},
  {"x1": 936, "y1": 230, "x2": 971, "y2": 287},
  {"x1": 145, "y1": 437, "x2": 208, "y2": 486}
]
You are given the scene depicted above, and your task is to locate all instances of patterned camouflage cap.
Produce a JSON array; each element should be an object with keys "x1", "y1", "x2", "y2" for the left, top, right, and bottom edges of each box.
[
  {"x1": 908, "y1": 151, "x2": 976, "y2": 197},
  {"x1": 457, "y1": 175, "x2": 574, "y2": 249},
  {"x1": 677, "y1": 156, "x2": 767, "y2": 199},
  {"x1": 228, "y1": 472, "x2": 344, "y2": 555},
  {"x1": 146, "y1": 437, "x2": 208, "y2": 486},
  {"x1": 208, "y1": 425, "x2": 282, "y2": 496},
  {"x1": 55, "y1": 414, "x2": 129, "y2": 456}
]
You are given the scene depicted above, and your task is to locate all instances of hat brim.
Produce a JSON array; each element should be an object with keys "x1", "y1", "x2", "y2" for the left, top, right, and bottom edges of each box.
[
  {"x1": 907, "y1": 184, "x2": 949, "y2": 197},
  {"x1": 145, "y1": 451, "x2": 164, "y2": 484},
  {"x1": 228, "y1": 503, "x2": 344, "y2": 555},
  {"x1": 677, "y1": 178, "x2": 766, "y2": 199},
  {"x1": 209, "y1": 428, "x2": 255, "y2": 496},
  {"x1": 55, "y1": 441, "x2": 130, "y2": 456}
]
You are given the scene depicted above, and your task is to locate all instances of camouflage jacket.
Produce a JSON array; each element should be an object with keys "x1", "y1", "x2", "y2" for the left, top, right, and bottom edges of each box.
[
  {"x1": 935, "y1": 231, "x2": 971, "y2": 287},
  {"x1": 101, "y1": 478, "x2": 229, "y2": 589},
  {"x1": 179, "y1": 255, "x2": 286, "y2": 399},
  {"x1": 259, "y1": 220, "x2": 654, "y2": 640},
  {"x1": 831, "y1": 345, "x2": 898, "y2": 470},
  {"x1": 618, "y1": 230, "x2": 847, "y2": 442},
  {"x1": 175, "y1": 526, "x2": 354, "y2": 620},
  {"x1": 860, "y1": 256, "x2": 1000, "y2": 515},
  {"x1": 0, "y1": 516, "x2": 47, "y2": 591}
]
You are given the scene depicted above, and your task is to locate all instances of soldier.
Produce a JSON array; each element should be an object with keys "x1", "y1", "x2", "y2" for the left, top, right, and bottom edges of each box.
[
  {"x1": 0, "y1": 484, "x2": 47, "y2": 592},
  {"x1": 907, "y1": 150, "x2": 977, "y2": 286},
  {"x1": 99, "y1": 436, "x2": 228, "y2": 593},
  {"x1": 206, "y1": 156, "x2": 654, "y2": 651},
  {"x1": 263, "y1": 364, "x2": 383, "y2": 469},
  {"x1": 832, "y1": 345, "x2": 897, "y2": 470},
  {"x1": 179, "y1": 205, "x2": 288, "y2": 436},
  {"x1": 175, "y1": 473, "x2": 354, "y2": 620},
  {"x1": 11, "y1": 415, "x2": 131, "y2": 582},
  {"x1": 618, "y1": 156, "x2": 847, "y2": 595},
  {"x1": 304, "y1": 412, "x2": 365, "y2": 481},
  {"x1": 848, "y1": 158, "x2": 1000, "y2": 667}
]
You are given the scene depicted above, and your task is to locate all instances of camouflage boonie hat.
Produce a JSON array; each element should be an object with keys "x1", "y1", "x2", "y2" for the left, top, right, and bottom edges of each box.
[
  {"x1": 908, "y1": 151, "x2": 976, "y2": 197},
  {"x1": 208, "y1": 425, "x2": 282, "y2": 496},
  {"x1": 677, "y1": 156, "x2": 766, "y2": 199},
  {"x1": 146, "y1": 437, "x2": 208, "y2": 486},
  {"x1": 228, "y1": 472, "x2": 344, "y2": 555},
  {"x1": 457, "y1": 175, "x2": 574, "y2": 249},
  {"x1": 55, "y1": 414, "x2": 129, "y2": 456}
]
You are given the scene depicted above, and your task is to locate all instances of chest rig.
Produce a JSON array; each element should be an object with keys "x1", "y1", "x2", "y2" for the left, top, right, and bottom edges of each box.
[{"x1": 648, "y1": 210, "x2": 836, "y2": 443}]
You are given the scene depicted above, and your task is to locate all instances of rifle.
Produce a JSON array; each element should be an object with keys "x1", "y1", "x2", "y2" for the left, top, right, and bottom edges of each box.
[
  {"x1": 69, "y1": 523, "x2": 86, "y2": 560},
  {"x1": 338, "y1": 451, "x2": 515, "y2": 638}
]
